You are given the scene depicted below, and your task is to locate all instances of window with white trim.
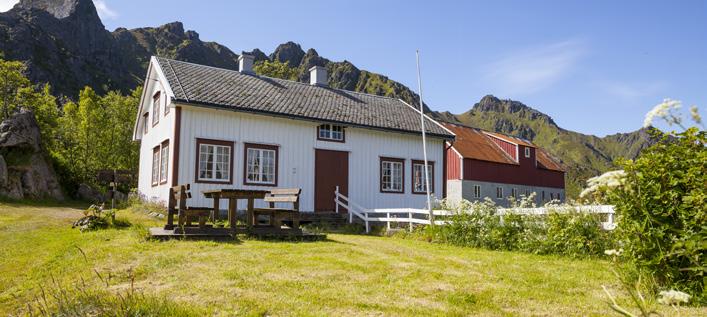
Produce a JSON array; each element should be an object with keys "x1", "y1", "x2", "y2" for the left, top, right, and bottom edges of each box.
[
  {"x1": 524, "y1": 147, "x2": 531, "y2": 158},
  {"x1": 196, "y1": 139, "x2": 232, "y2": 183},
  {"x1": 511, "y1": 188, "x2": 517, "y2": 198},
  {"x1": 412, "y1": 161, "x2": 434, "y2": 194},
  {"x1": 142, "y1": 113, "x2": 149, "y2": 135},
  {"x1": 151, "y1": 147, "x2": 160, "y2": 186},
  {"x1": 473, "y1": 185, "x2": 481, "y2": 198},
  {"x1": 317, "y1": 124, "x2": 345, "y2": 142},
  {"x1": 380, "y1": 158, "x2": 404, "y2": 193},
  {"x1": 152, "y1": 92, "x2": 160, "y2": 126},
  {"x1": 159, "y1": 142, "x2": 169, "y2": 184},
  {"x1": 245, "y1": 144, "x2": 278, "y2": 185},
  {"x1": 496, "y1": 187, "x2": 503, "y2": 199}
]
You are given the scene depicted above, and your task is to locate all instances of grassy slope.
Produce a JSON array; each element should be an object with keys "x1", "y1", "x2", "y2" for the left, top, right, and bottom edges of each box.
[{"x1": 1, "y1": 202, "x2": 701, "y2": 316}]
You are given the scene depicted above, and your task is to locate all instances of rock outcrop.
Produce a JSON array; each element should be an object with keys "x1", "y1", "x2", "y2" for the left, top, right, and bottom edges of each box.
[{"x1": 0, "y1": 110, "x2": 64, "y2": 200}]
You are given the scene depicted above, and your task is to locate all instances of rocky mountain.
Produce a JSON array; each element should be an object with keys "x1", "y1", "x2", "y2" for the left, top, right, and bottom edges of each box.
[
  {"x1": 0, "y1": 0, "x2": 653, "y2": 198},
  {"x1": 449, "y1": 95, "x2": 654, "y2": 197},
  {"x1": 0, "y1": 0, "x2": 428, "y2": 110}
]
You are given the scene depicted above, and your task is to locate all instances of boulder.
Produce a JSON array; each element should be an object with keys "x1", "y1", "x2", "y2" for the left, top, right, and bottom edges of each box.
[
  {"x1": 0, "y1": 110, "x2": 64, "y2": 200},
  {"x1": 77, "y1": 183, "x2": 104, "y2": 202}
]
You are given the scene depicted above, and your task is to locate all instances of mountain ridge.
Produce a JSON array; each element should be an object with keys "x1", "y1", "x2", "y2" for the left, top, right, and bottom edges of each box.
[{"x1": 0, "y1": 0, "x2": 653, "y2": 197}]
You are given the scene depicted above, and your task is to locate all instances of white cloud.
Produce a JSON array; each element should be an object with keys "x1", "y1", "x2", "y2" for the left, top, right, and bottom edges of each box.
[
  {"x1": 598, "y1": 81, "x2": 666, "y2": 100},
  {"x1": 0, "y1": 0, "x2": 19, "y2": 12},
  {"x1": 93, "y1": 0, "x2": 118, "y2": 19},
  {"x1": 484, "y1": 39, "x2": 587, "y2": 96}
]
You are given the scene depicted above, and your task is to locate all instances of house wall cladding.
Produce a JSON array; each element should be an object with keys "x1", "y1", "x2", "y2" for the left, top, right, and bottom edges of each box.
[
  {"x1": 137, "y1": 74, "x2": 175, "y2": 204},
  {"x1": 446, "y1": 179, "x2": 565, "y2": 208},
  {"x1": 171, "y1": 105, "x2": 446, "y2": 212},
  {"x1": 462, "y1": 155, "x2": 565, "y2": 189}
]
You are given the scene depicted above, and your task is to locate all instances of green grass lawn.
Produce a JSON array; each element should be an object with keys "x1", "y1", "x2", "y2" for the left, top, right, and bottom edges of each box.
[{"x1": 0, "y1": 201, "x2": 703, "y2": 316}]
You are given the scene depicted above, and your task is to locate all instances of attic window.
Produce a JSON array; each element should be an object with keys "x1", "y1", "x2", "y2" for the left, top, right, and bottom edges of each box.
[
  {"x1": 318, "y1": 124, "x2": 345, "y2": 142},
  {"x1": 524, "y1": 147, "x2": 531, "y2": 158},
  {"x1": 142, "y1": 113, "x2": 149, "y2": 135},
  {"x1": 152, "y1": 92, "x2": 161, "y2": 126}
]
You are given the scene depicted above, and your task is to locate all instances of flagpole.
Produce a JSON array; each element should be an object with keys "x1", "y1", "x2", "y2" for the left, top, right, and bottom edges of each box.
[{"x1": 416, "y1": 50, "x2": 433, "y2": 224}]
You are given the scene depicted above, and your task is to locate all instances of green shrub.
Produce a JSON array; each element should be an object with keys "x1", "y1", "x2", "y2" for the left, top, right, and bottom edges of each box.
[
  {"x1": 606, "y1": 128, "x2": 706, "y2": 303},
  {"x1": 411, "y1": 200, "x2": 615, "y2": 258}
]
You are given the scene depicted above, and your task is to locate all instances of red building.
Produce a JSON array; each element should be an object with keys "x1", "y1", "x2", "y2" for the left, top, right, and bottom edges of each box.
[{"x1": 442, "y1": 123, "x2": 565, "y2": 207}]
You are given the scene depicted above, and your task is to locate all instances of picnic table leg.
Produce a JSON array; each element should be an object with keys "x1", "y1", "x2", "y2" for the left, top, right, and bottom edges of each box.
[
  {"x1": 247, "y1": 198, "x2": 255, "y2": 228},
  {"x1": 212, "y1": 193, "x2": 220, "y2": 223},
  {"x1": 228, "y1": 198, "x2": 237, "y2": 230}
]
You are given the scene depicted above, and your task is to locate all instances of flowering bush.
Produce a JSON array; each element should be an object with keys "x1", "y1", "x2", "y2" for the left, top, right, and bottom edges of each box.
[
  {"x1": 413, "y1": 199, "x2": 615, "y2": 258},
  {"x1": 586, "y1": 99, "x2": 706, "y2": 304}
]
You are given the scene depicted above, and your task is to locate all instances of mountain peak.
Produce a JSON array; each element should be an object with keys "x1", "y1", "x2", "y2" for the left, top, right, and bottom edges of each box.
[
  {"x1": 17, "y1": 0, "x2": 96, "y2": 20},
  {"x1": 471, "y1": 95, "x2": 557, "y2": 127},
  {"x1": 270, "y1": 41, "x2": 305, "y2": 66}
]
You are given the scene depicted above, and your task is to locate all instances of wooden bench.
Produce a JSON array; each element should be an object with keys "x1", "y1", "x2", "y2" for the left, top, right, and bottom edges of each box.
[
  {"x1": 252, "y1": 188, "x2": 301, "y2": 230},
  {"x1": 165, "y1": 184, "x2": 214, "y2": 230}
]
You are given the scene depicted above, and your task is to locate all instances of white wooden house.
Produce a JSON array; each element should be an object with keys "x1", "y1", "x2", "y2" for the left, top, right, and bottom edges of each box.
[{"x1": 132, "y1": 55, "x2": 454, "y2": 212}]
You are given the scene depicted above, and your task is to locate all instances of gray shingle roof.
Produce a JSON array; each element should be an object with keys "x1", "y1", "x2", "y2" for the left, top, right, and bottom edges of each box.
[{"x1": 155, "y1": 57, "x2": 453, "y2": 138}]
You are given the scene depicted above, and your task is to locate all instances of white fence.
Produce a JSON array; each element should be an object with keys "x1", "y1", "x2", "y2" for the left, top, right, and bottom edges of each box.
[{"x1": 334, "y1": 187, "x2": 616, "y2": 233}]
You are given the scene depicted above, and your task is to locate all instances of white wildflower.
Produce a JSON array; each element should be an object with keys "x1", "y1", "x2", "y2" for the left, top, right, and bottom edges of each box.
[
  {"x1": 580, "y1": 170, "x2": 626, "y2": 198},
  {"x1": 690, "y1": 105, "x2": 702, "y2": 125},
  {"x1": 657, "y1": 290, "x2": 691, "y2": 305},
  {"x1": 643, "y1": 98, "x2": 682, "y2": 128},
  {"x1": 604, "y1": 249, "x2": 623, "y2": 256}
]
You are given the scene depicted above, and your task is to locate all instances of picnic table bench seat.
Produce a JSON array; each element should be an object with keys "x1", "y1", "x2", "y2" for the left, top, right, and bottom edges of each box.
[
  {"x1": 252, "y1": 188, "x2": 301, "y2": 229},
  {"x1": 165, "y1": 184, "x2": 215, "y2": 230}
]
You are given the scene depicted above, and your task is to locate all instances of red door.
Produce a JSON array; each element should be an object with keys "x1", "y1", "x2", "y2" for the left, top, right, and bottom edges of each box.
[{"x1": 315, "y1": 149, "x2": 349, "y2": 212}]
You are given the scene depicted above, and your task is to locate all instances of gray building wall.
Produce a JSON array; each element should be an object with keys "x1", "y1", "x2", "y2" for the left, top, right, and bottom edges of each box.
[{"x1": 446, "y1": 179, "x2": 565, "y2": 208}]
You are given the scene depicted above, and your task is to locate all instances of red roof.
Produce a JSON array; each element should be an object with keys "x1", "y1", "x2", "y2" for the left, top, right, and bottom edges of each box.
[{"x1": 442, "y1": 122, "x2": 565, "y2": 172}]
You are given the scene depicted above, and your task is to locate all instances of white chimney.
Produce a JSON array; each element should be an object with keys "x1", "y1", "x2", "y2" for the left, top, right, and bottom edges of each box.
[
  {"x1": 309, "y1": 65, "x2": 327, "y2": 86},
  {"x1": 238, "y1": 53, "x2": 254, "y2": 74}
]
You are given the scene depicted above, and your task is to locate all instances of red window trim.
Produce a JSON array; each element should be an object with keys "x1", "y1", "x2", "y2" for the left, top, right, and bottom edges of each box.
[
  {"x1": 151, "y1": 146, "x2": 160, "y2": 187},
  {"x1": 316, "y1": 124, "x2": 345, "y2": 143},
  {"x1": 152, "y1": 92, "x2": 161, "y2": 127},
  {"x1": 411, "y1": 160, "x2": 434, "y2": 194},
  {"x1": 243, "y1": 143, "x2": 279, "y2": 187},
  {"x1": 194, "y1": 138, "x2": 234, "y2": 184},
  {"x1": 380, "y1": 157, "x2": 405, "y2": 194},
  {"x1": 159, "y1": 139, "x2": 169, "y2": 185}
]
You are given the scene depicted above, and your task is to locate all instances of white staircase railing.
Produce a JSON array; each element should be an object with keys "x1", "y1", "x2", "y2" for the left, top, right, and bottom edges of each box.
[
  {"x1": 334, "y1": 186, "x2": 451, "y2": 233},
  {"x1": 334, "y1": 187, "x2": 616, "y2": 233}
]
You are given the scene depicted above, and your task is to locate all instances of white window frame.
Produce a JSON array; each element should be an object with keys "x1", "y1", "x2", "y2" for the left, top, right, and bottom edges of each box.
[
  {"x1": 142, "y1": 113, "x2": 149, "y2": 135},
  {"x1": 159, "y1": 142, "x2": 169, "y2": 184},
  {"x1": 473, "y1": 185, "x2": 481, "y2": 198},
  {"x1": 412, "y1": 161, "x2": 434, "y2": 194},
  {"x1": 245, "y1": 144, "x2": 278, "y2": 185},
  {"x1": 511, "y1": 188, "x2": 517, "y2": 198},
  {"x1": 496, "y1": 187, "x2": 503, "y2": 199},
  {"x1": 152, "y1": 92, "x2": 160, "y2": 126},
  {"x1": 381, "y1": 158, "x2": 404, "y2": 193},
  {"x1": 318, "y1": 124, "x2": 345, "y2": 142},
  {"x1": 524, "y1": 147, "x2": 531, "y2": 158},
  {"x1": 151, "y1": 146, "x2": 160, "y2": 186},
  {"x1": 196, "y1": 139, "x2": 233, "y2": 183}
]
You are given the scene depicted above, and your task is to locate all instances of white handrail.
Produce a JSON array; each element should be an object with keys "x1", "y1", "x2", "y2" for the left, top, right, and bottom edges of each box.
[{"x1": 333, "y1": 187, "x2": 615, "y2": 232}]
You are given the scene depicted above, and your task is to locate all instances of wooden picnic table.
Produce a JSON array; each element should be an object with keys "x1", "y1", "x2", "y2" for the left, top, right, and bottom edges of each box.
[{"x1": 202, "y1": 189, "x2": 270, "y2": 230}]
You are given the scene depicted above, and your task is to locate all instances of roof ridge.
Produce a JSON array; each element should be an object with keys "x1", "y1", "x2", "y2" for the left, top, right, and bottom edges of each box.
[
  {"x1": 154, "y1": 56, "x2": 406, "y2": 103},
  {"x1": 443, "y1": 121, "x2": 535, "y2": 146}
]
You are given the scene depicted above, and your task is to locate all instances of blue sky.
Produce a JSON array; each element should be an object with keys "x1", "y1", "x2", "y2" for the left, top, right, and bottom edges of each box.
[{"x1": 2, "y1": 0, "x2": 705, "y2": 136}]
